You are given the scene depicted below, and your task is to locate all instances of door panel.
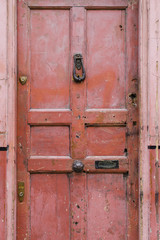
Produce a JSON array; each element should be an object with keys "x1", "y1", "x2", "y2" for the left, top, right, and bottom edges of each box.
[
  {"x1": 30, "y1": 9, "x2": 70, "y2": 109},
  {"x1": 87, "y1": 174, "x2": 127, "y2": 240},
  {"x1": 86, "y1": 126, "x2": 126, "y2": 156},
  {"x1": 17, "y1": 0, "x2": 139, "y2": 239},
  {"x1": 87, "y1": 10, "x2": 125, "y2": 109},
  {"x1": 30, "y1": 126, "x2": 70, "y2": 156},
  {"x1": 31, "y1": 174, "x2": 70, "y2": 239}
]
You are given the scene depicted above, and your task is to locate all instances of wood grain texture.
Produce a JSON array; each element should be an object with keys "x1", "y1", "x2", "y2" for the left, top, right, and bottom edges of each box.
[
  {"x1": 30, "y1": 126, "x2": 70, "y2": 156},
  {"x1": 31, "y1": 174, "x2": 70, "y2": 240},
  {"x1": 0, "y1": 0, "x2": 7, "y2": 80},
  {"x1": 86, "y1": 174, "x2": 127, "y2": 240},
  {"x1": 28, "y1": 156, "x2": 128, "y2": 173},
  {"x1": 28, "y1": 0, "x2": 128, "y2": 8},
  {"x1": 86, "y1": 10, "x2": 125, "y2": 109},
  {"x1": 0, "y1": 0, "x2": 7, "y2": 146},
  {"x1": 86, "y1": 126, "x2": 126, "y2": 156},
  {"x1": 139, "y1": 1, "x2": 150, "y2": 239},
  {"x1": 30, "y1": 9, "x2": 70, "y2": 109}
]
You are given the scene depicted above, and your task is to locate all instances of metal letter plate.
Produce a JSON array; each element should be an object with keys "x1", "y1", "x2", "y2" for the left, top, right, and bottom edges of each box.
[{"x1": 95, "y1": 160, "x2": 119, "y2": 169}]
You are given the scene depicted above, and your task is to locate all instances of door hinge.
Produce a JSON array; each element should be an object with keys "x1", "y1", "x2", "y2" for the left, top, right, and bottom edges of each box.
[{"x1": 18, "y1": 181, "x2": 25, "y2": 202}]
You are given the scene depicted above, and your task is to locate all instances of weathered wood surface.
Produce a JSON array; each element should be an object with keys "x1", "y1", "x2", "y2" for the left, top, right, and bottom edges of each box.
[
  {"x1": 0, "y1": 0, "x2": 17, "y2": 239},
  {"x1": 148, "y1": 0, "x2": 160, "y2": 239},
  {"x1": 0, "y1": 0, "x2": 7, "y2": 146},
  {"x1": 0, "y1": 1, "x2": 7, "y2": 239},
  {"x1": 17, "y1": 1, "x2": 138, "y2": 239},
  {"x1": 139, "y1": 0, "x2": 160, "y2": 239},
  {"x1": 0, "y1": 0, "x2": 159, "y2": 239}
]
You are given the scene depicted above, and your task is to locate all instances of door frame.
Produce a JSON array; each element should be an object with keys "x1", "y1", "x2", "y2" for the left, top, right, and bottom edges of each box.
[{"x1": 6, "y1": 0, "x2": 150, "y2": 239}]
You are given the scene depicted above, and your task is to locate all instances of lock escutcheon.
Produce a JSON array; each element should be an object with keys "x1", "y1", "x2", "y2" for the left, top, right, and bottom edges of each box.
[{"x1": 18, "y1": 181, "x2": 25, "y2": 202}]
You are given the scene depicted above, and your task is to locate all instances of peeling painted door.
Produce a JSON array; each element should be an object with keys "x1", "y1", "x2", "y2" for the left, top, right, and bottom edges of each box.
[{"x1": 17, "y1": 0, "x2": 139, "y2": 239}]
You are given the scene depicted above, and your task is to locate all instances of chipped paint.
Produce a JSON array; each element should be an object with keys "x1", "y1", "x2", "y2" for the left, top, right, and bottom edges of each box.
[{"x1": 128, "y1": 0, "x2": 138, "y2": 9}]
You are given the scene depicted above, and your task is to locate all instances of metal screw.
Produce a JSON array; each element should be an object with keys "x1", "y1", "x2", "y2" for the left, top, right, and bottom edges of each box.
[{"x1": 19, "y1": 192, "x2": 24, "y2": 197}]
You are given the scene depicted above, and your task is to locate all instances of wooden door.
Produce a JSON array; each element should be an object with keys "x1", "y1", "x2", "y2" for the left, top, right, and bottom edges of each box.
[{"x1": 17, "y1": 0, "x2": 139, "y2": 239}]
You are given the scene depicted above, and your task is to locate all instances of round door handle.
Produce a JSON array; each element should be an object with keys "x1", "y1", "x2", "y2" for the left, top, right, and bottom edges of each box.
[{"x1": 72, "y1": 160, "x2": 84, "y2": 173}]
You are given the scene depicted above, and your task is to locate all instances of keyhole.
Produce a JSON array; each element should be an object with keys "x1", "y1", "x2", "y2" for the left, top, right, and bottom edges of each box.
[{"x1": 129, "y1": 93, "x2": 137, "y2": 106}]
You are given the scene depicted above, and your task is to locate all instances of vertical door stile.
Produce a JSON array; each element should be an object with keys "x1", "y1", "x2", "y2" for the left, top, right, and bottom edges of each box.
[
  {"x1": 71, "y1": 7, "x2": 87, "y2": 160},
  {"x1": 70, "y1": 7, "x2": 87, "y2": 239},
  {"x1": 126, "y1": 4, "x2": 139, "y2": 239},
  {"x1": 17, "y1": 2, "x2": 31, "y2": 239},
  {"x1": 27, "y1": 7, "x2": 32, "y2": 239}
]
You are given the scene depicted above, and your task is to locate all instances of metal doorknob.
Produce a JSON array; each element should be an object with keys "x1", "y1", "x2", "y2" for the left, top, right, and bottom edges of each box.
[{"x1": 72, "y1": 160, "x2": 84, "y2": 173}]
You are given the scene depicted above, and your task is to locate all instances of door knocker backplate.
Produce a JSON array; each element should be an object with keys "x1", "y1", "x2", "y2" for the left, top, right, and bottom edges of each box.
[{"x1": 73, "y1": 53, "x2": 86, "y2": 82}]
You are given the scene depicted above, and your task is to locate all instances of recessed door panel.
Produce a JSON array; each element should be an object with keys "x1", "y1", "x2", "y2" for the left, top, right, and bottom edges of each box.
[
  {"x1": 30, "y1": 10, "x2": 70, "y2": 109},
  {"x1": 30, "y1": 126, "x2": 70, "y2": 156},
  {"x1": 87, "y1": 174, "x2": 127, "y2": 240},
  {"x1": 86, "y1": 126, "x2": 126, "y2": 156},
  {"x1": 31, "y1": 174, "x2": 70, "y2": 240},
  {"x1": 87, "y1": 10, "x2": 125, "y2": 109}
]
